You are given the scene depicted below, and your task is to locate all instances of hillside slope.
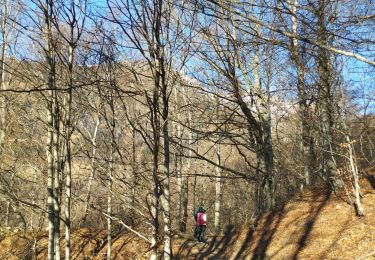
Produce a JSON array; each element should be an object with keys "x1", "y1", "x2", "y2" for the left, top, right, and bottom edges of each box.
[
  {"x1": 1, "y1": 172, "x2": 374, "y2": 259},
  {"x1": 174, "y1": 172, "x2": 375, "y2": 260}
]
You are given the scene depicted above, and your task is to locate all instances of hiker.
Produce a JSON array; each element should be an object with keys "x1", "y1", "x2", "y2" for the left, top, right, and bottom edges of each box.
[{"x1": 195, "y1": 207, "x2": 207, "y2": 242}]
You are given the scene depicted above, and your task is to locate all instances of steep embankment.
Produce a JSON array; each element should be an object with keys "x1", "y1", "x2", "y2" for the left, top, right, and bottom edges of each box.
[{"x1": 1, "y1": 171, "x2": 374, "y2": 259}]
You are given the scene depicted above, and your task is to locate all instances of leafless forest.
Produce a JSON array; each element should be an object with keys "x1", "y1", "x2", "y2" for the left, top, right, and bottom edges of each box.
[{"x1": 0, "y1": 0, "x2": 374, "y2": 259}]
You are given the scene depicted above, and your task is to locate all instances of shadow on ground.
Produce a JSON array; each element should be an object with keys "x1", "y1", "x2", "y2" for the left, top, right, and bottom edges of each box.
[{"x1": 174, "y1": 186, "x2": 334, "y2": 259}]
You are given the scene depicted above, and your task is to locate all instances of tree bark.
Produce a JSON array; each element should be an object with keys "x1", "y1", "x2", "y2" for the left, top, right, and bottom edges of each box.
[
  {"x1": 44, "y1": 1, "x2": 56, "y2": 258},
  {"x1": 347, "y1": 135, "x2": 364, "y2": 216},
  {"x1": 316, "y1": 0, "x2": 337, "y2": 186},
  {"x1": 288, "y1": 0, "x2": 312, "y2": 188},
  {"x1": 0, "y1": 0, "x2": 7, "y2": 148},
  {"x1": 107, "y1": 95, "x2": 115, "y2": 260},
  {"x1": 131, "y1": 127, "x2": 138, "y2": 228},
  {"x1": 64, "y1": 39, "x2": 74, "y2": 260},
  {"x1": 83, "y1": 117, "x2": 100, "y2": 221},
  {"x1": 214, "y1": 143, "x2": 222, "y2": 233},
  {"x1": 53, "y1": 85, "x2": 61, "y2": 260},
  {"x1": 150, "y1": 89, "x2": 160, "y2": 260}
]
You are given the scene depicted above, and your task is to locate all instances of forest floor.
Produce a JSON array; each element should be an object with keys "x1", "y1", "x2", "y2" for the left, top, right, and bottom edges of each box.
[{"x1": 1, "y1": 168, "x2": 374, "y2": 259}]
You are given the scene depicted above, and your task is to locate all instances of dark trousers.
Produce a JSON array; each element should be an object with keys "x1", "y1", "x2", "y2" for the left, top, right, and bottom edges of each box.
[{"x1": 196, "y1": 225, "x2": 206, "y2": 242}]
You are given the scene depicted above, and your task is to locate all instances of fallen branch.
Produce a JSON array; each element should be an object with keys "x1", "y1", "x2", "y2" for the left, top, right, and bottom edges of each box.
[
  {"x1": 90, "y1": 204, "x2": 151, "y2": 243},
  {"x1": 357, "y1": 251, "x2": 375, "y2": 260}
]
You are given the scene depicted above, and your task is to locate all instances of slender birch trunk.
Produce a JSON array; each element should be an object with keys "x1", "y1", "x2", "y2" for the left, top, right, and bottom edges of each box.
[
  {"x1": 53, "y1": 85, "x2": 61, "y2": 260},
  {"x1": 175, "y1": 86, "x2": 188, "y2": 233},
  {"x1": 43, "y1": 1, "x2": 56, "y2": 258},
  {"x1": 174, "y1": 87, "x2": 182, "y2": 231},
  {"x1": 338, "y1": 87, "x2": 364, "y2": 216},
  {"x1": 131, "y1": 127, "x2": 138, "y2": 228},
  {"x1": 150, "y1": 119, "x2": 159, "y2": 260},
  {"x1": 64, "y1": 40, "x2": 74, "y2": 260},
  {"x1": 214, "y1": 143, "x2": 222, "y2": 233},
  {"x1": 161, "y1": 111, "x2": 171, "y2": 259},
  {"x1": 181, "y1": 86, "x2": 191, "y2": 233},
  {"x1": 346, "y1": 135, "x2": 364, "y2": 216},
  {"x1": 0, "y1": 0, "x2": 7, "y2": 148},
  {"x1": 107, "y1": 164, "x2": 112, "y2": 260},
  {"x1": 47, "y1": 93, "x2": 55, "y2": 260},
  {"x1": 83, "y1": 117, "x2": 100, "y2": 221},
  {"x1": 107, "y1": 96, "x2": 115, "y2": 260}
]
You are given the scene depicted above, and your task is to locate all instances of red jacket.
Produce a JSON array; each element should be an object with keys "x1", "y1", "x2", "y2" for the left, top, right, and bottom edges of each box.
[{"x1": 197, "y1": 212, "x2": 207, "y2": 226}]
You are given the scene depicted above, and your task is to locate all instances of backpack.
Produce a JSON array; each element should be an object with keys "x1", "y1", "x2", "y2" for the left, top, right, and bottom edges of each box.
[{"x1": 197, "y1": 212, "x2": 206, "y2": 225}]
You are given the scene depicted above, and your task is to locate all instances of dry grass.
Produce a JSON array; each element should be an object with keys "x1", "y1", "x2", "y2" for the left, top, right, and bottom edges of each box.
[
  {"x1": 1, "y1": 171, "x2": 374, "y2": 259},
  {"x1": 172, "y1": 171, "x2": 375, "y2": 260}
]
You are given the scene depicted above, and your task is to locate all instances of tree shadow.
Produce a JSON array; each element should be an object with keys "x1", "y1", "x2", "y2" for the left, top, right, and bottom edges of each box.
[
  {"x1": 365, "y1": 174, "x2": 375, "y2": 189},
  {"x1": 174, "y1": 185, "x2": 334, "y2": 259},
  {"x1": 72, "y1": 230, "x2": 102, "y2": 260},
  {"x1": 201, "y1": 224, "x2": 236, "y2": 259},
  {"x1": 174, "y1": 225, "x2": 238, "y2": 259},
  {"x1": 249, "y1": 205, "x2": 285, "y2": 260},
  {"x1": 291, "y1": 187, "x2": 331, "y2": 260},
  {"x1": 111, "y1": 234, "x2": 134, "y2": 259},
  {"x1": 232, "y1": 221, "x2": 257, "y2": 259},
  {"x1": 174, "y1": 237, "x2": 200, "y2": 259}
]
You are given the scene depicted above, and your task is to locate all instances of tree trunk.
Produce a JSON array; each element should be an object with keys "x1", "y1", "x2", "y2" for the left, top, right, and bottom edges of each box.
[
  {"x1": 176, "y1": 86, "x2": 188, "y2": 233},
  {"x1": 288, "y1": 0, "x2": 312, "y2": 188},
  {"x1": 254, "y1": 39, "x2": 275, "y2": 212},
  {"x1": 316, "y1": 0, "x2": 337, "y2": 186},
  {"x1": 107, "y1": 98, "x2": 115, "y2": 260},
  {"x1": 83, "y1": 117, "x2": 100, "y2": 221},
  {"x1": 131, "y1": 128, "x2": 138, "y2": 228},
  {"x1": 0, "y1": 1, "x2": 7, "y2": 148},
  {"x1": 347, "y1": 135, "x2": 364, "y2": 216},
  {"x1": 161, "y1": 77, "x2": 171, "y2": 258},
  {"x1": 47, "y1": 93, "x2": 55, "y2": 260},
  {"x1": 339, "y1": 86, "x2": 364, "y2": 217},
  {"x1": 161, "y1": 118, "x2": 171, "y2": 259},
  {"x1": 64, "y1": 42, "x2": 74, "y2": 260},
  {"x1": 181, "y1": 88, "x2": 191, "y2": 233},
  {"x1": 214, "y1": 143, "x2": 222, "y2": 233},
  {"x1": 150, "y1": 89, "x2": 160, "y2": 260},
  {"x1": 53, "y1": 87, "x2": 61, "y2": 260},
  {"x1": 150, "y1": 138, "x2": 159, "y2": 260},
  {"x1": 107, "y1": 170, "x2": 112, "y2": 260},
  {"x1": 44, "y1": 1, "x2": 56, "y2": 258}
]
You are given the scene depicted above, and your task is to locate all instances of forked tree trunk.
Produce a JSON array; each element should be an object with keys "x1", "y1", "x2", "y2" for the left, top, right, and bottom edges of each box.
[
  {"x1": 338, "y1": 87, "x2": 364, "y2": 217},
  {"x1": 346, "y1": 135, "x2": 364, "y2": 216}
]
